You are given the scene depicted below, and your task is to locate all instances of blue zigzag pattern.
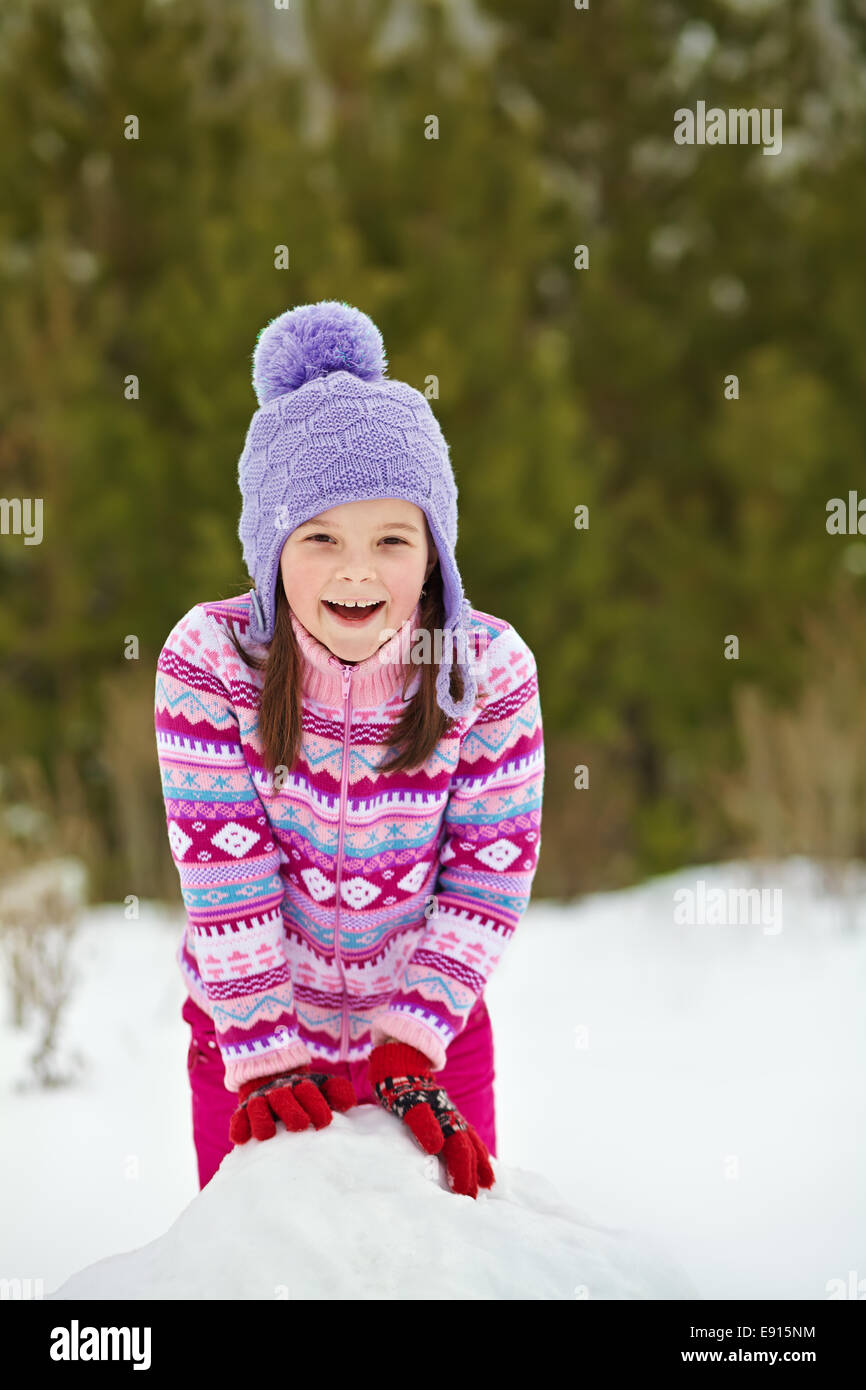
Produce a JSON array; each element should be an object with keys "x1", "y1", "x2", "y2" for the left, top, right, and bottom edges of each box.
[
  {"x1": 211, "y1": 993, "x2": 301, "y2": 1028},
  {"x1": 392, "y1": 974, "x2": 472, "y2": 1009},
  {"x1": 459, "y1": 702, "x2": 540, "y2": 760},
  {"x1": 283, "y1": 898, "x2": 429, "y2": 951},
  {"x1": 154, "y1": 675, "x2": 240, "y2": 728},
  {"x1": 435, "y1": 880, "x2": 528, "y2": 913}
]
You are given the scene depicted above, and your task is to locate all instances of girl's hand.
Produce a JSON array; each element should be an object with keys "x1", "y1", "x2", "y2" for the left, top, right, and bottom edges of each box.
[
  {"x1": 229, "y1": 1066, "x2": 357, "y2": 1144},
  {"x1": 367, "y1": 1041, "x2": 495, "y2": 1199}
]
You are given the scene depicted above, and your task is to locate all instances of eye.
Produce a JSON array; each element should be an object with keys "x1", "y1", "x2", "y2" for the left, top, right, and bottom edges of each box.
[{"x1": 304, "y1": 534, "x2": 407, "y2": 545}]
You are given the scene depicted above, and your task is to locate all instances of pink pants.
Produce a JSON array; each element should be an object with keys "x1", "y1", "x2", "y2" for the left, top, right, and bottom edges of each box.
[{"x1": 182, "y1": 993, "x2": 498, "y2": 1188}]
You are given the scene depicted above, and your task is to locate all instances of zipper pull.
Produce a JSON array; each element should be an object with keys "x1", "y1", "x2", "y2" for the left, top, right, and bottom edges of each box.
[{"x1": 327, "y1": 654, "x2": 354, "y2": 702}]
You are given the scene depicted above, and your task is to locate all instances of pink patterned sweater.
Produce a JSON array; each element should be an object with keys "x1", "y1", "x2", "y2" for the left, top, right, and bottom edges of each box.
[{"x1": 154, "y1": 592, "x2": 544, "y2": 1091}]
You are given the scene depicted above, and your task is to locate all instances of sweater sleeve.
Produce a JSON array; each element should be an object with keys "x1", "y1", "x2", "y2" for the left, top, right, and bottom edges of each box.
[
  {"x1": 155, "y1": 602, "x2": 311, "y2": 1091},
  {"x1": 369, "y1": 622, "x2": 545, "y2": 1070}
]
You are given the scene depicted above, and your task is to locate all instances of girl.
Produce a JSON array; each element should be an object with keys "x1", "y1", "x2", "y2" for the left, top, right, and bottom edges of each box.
[{"x1": 155, "y1": 301, "x2": 545, "y2": 1199}]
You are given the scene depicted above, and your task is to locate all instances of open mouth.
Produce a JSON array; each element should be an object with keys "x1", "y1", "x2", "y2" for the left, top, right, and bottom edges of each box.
[{"x1": 323, "y1": 600, "x2": 385, "y2": 624}]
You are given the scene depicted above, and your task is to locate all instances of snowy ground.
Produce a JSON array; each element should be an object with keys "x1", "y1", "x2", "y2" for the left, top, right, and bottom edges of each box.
[
  {"x1": 1, "y1": 858, "x2": 864, "y2": 1299},
  {"x1": 49, "y1": 1105, "x2": 697, "y2": 1300}
]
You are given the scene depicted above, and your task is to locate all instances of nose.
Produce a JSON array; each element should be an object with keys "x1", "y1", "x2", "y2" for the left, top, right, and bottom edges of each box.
[{"x1": 334, "y1": 552, "x2": 379, "y2": 583}]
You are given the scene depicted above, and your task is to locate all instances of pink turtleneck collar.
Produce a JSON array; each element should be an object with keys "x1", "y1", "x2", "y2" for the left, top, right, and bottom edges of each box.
[{"x1": 288, "y1": 602, "x2": 423, "y2": 707}]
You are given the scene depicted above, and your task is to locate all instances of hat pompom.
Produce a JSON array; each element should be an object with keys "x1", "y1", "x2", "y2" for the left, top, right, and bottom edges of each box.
[{"x1": 252, "y1": 300, "x2": 388, "y2": 406}]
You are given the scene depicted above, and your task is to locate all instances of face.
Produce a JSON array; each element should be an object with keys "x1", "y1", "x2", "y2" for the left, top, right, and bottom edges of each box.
[{"x1": 279, "y1": 497, "x2": 438, "y2": 662}]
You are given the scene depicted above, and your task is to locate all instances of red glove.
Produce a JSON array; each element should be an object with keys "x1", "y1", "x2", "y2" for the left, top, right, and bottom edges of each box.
[
  {"x1": 367, "y1": 1042, "x2": 495, "y2": 1199},
  {"x1": 229, "y1": 1065, "x2": 357, "y2": 1145}
]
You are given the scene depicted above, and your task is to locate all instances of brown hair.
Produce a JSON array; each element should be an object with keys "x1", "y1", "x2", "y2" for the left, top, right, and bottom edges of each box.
[{"x1": 225, "y1": 562, "x2": 465, "y2": 777}]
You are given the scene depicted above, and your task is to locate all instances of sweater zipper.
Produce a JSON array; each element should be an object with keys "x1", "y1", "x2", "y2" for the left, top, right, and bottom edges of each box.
[{"x1": 332, "y1": 659, "x2": 354, "y2": 1062}]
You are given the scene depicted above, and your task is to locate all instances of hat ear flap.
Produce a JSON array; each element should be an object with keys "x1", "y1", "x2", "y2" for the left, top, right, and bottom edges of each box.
[
  {"x1": 248, "y1": 587, "x2": 266, "y2": 638},
  {"x1": 436, "y1": 653, "x2": 477, "y2": 721}
]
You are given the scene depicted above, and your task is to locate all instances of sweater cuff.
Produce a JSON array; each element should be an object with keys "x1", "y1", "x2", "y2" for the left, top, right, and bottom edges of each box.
[
  {"x1": 224, "y1": 1041, "x2": 311, "y2": 1093},
  {"x1": 369, "y1": 1013, "x2": 447, "y2": 1070}
]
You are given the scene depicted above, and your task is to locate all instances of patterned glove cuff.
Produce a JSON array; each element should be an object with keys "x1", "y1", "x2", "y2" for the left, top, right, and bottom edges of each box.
[
  {"x1": 236, "y1": 1066, "x2": 311, "y2": 1104},
  {"x1": 367, "y1": 1041, "x2": 433, "y2": 1087}
]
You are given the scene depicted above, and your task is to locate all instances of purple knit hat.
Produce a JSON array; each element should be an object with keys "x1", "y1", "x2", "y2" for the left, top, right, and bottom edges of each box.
[{"x1": 237, "y1": 300, "x2": 477, "y2": 719}]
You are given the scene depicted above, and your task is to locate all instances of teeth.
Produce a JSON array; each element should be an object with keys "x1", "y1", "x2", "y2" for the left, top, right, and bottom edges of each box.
[{"x1": 326, "y1": 599, "x2": 382, "y2": 608}]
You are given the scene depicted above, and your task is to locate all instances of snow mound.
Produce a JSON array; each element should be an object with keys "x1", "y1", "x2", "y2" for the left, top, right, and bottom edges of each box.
[{"x1": 50, "y1": 1106, "x2": 697, "y2": 1300}]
